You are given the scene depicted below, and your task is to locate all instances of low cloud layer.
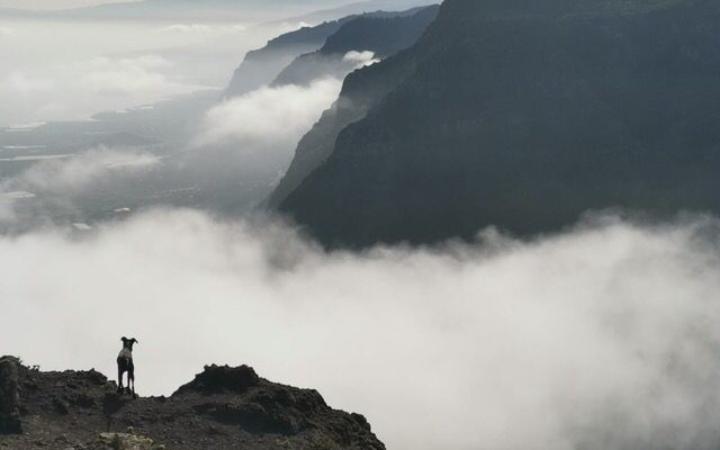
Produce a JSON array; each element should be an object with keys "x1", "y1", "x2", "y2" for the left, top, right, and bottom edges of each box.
[
  {"x1": 5, "y1": 146, "x2": 159, "y2": 193},
  {"x1": 195, "y1": 77, "x2": 342, "y2": 149},
  {"x1": 2, "y1": 210, "x2": 720, "y2": 450},
  {"x1": 0, "y1": 146, "x2": 160, "y2": 224},
  {"x1": 0, "y1": 54, "x2": 208, "y2": 124},
  {"x1": 0, "y1": 18, "x2": 276, "y2": 126}
]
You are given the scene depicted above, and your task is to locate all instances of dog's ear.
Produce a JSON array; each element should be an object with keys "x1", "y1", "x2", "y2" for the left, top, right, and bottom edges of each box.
[
  {"x1": 121, "y1": 336, "x2": 128, "y2": 343},
  {"x1": 131, "y1": 338, "x2": 138, "y2": 344}
]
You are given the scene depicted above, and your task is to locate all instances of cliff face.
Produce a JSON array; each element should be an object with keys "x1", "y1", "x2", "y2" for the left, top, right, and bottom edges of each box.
[
  {"x1": 272, "y1": 6, "x2": 439, "y2": 87},
  {"x1": 266, "y1": 28, "x2": 426, "y2": 209},
  {"x1": 0, "y1": 357, "x2": 385, "y2": 450},
  {"x1": 224, "y1": 7, "x2": 437, "y2": 99},
  {"x1": 223, "y1": 20, "x2": 349, "y2": 99},
  {"x1": 276, "y1": 0, "x2": 720, "y2": 248}
]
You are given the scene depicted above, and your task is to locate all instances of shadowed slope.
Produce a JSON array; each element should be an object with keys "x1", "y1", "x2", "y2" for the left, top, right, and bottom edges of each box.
[{"x1": 277, "y1": 0, "x2": 720, "y2": 247}]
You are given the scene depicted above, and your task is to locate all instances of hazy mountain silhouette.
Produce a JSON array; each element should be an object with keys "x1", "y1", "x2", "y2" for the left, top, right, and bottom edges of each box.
[
  {"x1": 224, "y1": 6, "x2": 436, "y2": 98},
  {"x1": 272, "y1": 5, "x2": 439, "y2": 87}
]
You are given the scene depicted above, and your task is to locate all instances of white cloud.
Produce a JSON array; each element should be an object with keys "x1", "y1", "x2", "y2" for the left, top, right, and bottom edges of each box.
[
  {"x1": 343, "y1": 50, "x2": 380, "y2": 69},
  {"x1": 75, "y1": 55, "x2": 181, "y2": 95},
  {"x1": 195, "y1": 78, "x2": 342, "y2": 149},
  {"x1": 7, "y1": 146, "x2": 159, "y2": 193},
  {"x1": 4, "y1": 71, "x2": 55, "y2": 93},
  {"x1": 2, "y1": 211, "x2": 720, "y2": 450},
  {"x1": 0, "y1": 54, "x2": 210, "y2": 125},
  {"x1": 0, "y1": 26, "x2": 14, "y2": 37},
  {"x1": 0, "y1": 146, "x2": 160, "y2": 225}
]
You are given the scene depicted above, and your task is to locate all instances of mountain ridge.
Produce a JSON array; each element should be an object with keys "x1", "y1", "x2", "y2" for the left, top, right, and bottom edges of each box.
[
  {"x1": 275, "y1": 0, "x2": 720, "y2": 247},
  {"x1": 0, "y1": 356, "x2": 385, "y2": 449},
  {"x1": 223, "y1": 7, "x2": 433, "y2": 98},
  {"x1": 271, "y1": 6, "x2": 438, "y2": 87}
]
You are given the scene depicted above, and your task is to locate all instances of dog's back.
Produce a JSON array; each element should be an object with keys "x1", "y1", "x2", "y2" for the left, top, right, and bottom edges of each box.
[{"x1": 117, "y1": 348, "x2": 132, "y2": 361}]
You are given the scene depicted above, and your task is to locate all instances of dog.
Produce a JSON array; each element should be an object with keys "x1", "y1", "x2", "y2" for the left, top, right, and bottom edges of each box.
[{"x1": 117, "y1": 337, "x2": 138, "y2": 396}]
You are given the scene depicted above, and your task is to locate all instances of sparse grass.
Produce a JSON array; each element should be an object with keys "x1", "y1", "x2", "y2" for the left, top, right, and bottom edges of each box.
[
  {"x1": 309, "y1": 435, "x2": 340, "y2": 450},
  {"x1": 111, "y1": 434, "x2": 123, "y2": 450}
]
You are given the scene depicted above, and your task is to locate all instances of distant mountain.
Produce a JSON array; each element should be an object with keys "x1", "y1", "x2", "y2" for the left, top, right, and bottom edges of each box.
[
  {"x1": 286, "y1": 0, "x2": 440, "y2": 24},
  {"x1": 275, "y1": 0, "x2": 720, "y2": 248},
  {"x1": 224, "y1": 6, "x2": 436, "y2": 98},
  {"x1": 272, "y1": 5, "x2": 439, "y2": 87},
  {"x1": 223, "y1": 19, "x2": 351, "y2": 99},
  {"x1": 0, "y1": 356, "x2": 385, "y2": 449}
]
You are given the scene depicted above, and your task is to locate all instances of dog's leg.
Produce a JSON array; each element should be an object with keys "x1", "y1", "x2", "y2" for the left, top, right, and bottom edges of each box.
[
  {"x1": 117, "y1": 364, "x2": 124, "y2": 393},
  {"x1": 128, "y1": 362, "x2": 136, "y2": 397}
]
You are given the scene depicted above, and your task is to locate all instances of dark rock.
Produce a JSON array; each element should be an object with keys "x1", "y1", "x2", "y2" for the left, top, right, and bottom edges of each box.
[
  {"x1": 0, "y1": 356, "x2": 22, "y2": 434},
  {"x1": 278, "y1": 0, "x2": 720, "y2": 248},
  {"x1": 74, "y1": 392, "x2": 97, "y2": 408},
  {"x1": 174, "y1": 365, "x2": 260, "y2": 395},
  {"x1": 1, "y1": 360, "x2": 385, "y2": 449},
  {"x1": 53, "y1": 397, "x2": 71, "y2": 415}
]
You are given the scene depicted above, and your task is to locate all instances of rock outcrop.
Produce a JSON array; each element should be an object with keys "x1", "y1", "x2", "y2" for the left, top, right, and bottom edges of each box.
[
  {"x1": 0, "y1": 357, "x2": 385, "y2": 449},
  {"x1": 0, "y1": 356, "x2": 22, "y2": 434}
]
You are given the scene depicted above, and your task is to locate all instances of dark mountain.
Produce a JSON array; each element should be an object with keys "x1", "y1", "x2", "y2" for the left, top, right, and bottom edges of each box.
[
  {"x1": 267, "y1": 0, "x2": 438, "y2": 25},
  {"x1": 224, "y1": 7, "x2": 436, "y2": 98},
  {"x1": 0, "y1": 356, "x2": 385, "y2": 449},
  {"x1": 272, "y1": 5, "x2": 439, "y2": 87},
  {"x1": 274, "y1": 0, "x2": 720, "y2": 248},
  {"x1": 223, "y1": 20, "x2": 351, "y2": 98}
]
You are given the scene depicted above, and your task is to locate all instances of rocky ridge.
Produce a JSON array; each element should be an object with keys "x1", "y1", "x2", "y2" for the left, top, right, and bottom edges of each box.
[{"x1": 0, "y1": 356, "x2": 384, "y2": 450}]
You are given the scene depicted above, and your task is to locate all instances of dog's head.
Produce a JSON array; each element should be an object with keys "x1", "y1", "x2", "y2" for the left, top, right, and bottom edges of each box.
[{"x1": 121, "y1": 337, "x2": 139, "y2": 351}]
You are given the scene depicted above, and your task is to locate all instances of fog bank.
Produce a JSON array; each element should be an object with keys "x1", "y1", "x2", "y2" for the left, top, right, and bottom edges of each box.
[{"x1": 2, "y1": 210, "x2": 720, "y2": 449}]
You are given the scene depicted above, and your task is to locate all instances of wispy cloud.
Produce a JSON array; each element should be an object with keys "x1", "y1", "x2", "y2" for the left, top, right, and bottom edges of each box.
[
  {"x1": 343, "y1": 50, "x2": 380, "y2": 69},
  {"x1": 0, "y1": 146, "x2": 160, "y2": 225},
  {"x1": 158, "y1": 23, "x2": 247, "y2": 35},
  {"x1": 195, "y1": 78, "x2": 342, "y2": 148}
]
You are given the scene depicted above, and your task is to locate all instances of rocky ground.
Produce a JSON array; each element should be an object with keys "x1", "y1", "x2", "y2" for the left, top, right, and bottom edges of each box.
[{"x1": 0, "y1": 356, "x2": 385, "y2": 450}]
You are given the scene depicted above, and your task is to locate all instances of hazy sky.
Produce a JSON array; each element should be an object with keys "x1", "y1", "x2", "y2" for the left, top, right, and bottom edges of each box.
[
  {"x1": 0, "y1": 0, "x2": 354, "y2": 10},
  {"x1": 0, "y1": 0, "x2": 141, "y2": 9}
]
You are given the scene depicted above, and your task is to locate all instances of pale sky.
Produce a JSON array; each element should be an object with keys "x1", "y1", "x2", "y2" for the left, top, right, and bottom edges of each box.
[{"x1": 0, "y1": 0, "x2": 142, "y2": 10}]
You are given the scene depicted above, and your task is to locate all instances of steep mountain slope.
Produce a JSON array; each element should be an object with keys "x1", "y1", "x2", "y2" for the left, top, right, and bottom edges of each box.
[
  {"x1": 272, "y1": 6, "x2": 439, "y2": 87},
  {"x1": 277, "y1": 0, "x2": 720, "y2": 247},
  {"x1": 0, "y1": 356, "x2": 385, "y2": 449},
  {"x1": 224, "y1": 7, "x2": 434, "y2": 98},
  {"x1": 266, "y1": 26, "x2": 425, "y2": 209},
  {"x1": 223, "y1": 20, "x2": 351, "y2": 98}
]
